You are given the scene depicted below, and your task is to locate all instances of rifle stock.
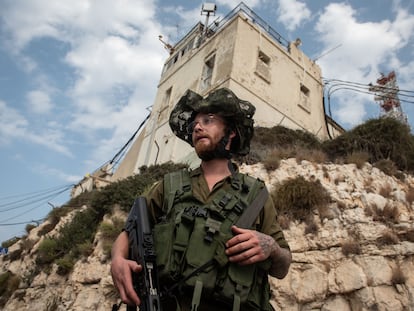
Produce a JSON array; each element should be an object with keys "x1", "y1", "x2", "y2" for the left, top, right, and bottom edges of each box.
[{"x1": 127, "y1": 197, "x2": 162, "y2": 311}]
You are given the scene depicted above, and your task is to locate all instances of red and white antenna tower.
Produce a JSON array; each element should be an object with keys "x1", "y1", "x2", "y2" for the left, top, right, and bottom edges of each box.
[{"x1": 369, "y1": 71, "x2": 408, "y2": 125}]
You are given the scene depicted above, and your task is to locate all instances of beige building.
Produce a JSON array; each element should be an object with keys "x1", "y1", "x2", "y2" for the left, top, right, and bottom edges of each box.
[{"x1": 79, "y1": 3, "x2": 343, "y2": 189}]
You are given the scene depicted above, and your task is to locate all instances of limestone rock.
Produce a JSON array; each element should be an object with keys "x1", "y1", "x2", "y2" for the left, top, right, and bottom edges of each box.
[{"x1": 1, "y1": 161, "x2": 414, "y2": 310}]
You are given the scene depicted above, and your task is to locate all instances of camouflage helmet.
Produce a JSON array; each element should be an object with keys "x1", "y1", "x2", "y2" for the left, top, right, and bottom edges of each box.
[{"x1": 169, "y1": 88, "x2": 255, "y2": 156}]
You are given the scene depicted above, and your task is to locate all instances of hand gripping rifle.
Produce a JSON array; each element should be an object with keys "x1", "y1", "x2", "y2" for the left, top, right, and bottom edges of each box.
[{"x1": 124, "y1": 197, "x2": 162, "y2": 311}]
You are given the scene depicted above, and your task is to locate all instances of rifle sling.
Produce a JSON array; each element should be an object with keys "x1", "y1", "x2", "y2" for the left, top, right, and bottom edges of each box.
[{"x1": 234, "y1": 186, "x2": 269, "y2": 228}]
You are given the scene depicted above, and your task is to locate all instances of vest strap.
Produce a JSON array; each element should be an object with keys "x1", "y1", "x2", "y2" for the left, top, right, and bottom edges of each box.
[
  {"x1": 191, "y1": 280, "x2": 203, "y2": 311},
  {"x1": 233, "y1": 294, "x2": 241, "y2": 311}
]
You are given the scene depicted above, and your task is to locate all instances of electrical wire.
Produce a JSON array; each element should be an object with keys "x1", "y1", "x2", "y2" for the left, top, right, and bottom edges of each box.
[
  {"x1": 323, "y1": 77, "x2": 414, "y2": 121},
  {"x1": 0, "y1": 184, "x2": 72, "y2": 226},
  {"x1": 0, "y1": 219, "x2": 45, "y2": 226},
  {"x1": 0, "y1": 112, "x2": 151, "y2": 228},
  {"x1": 323, "y1": 78, "x2": 414, "y2": 104},
  {"x1": 87, "y1": 112, "x2": 152, "y2": 177},
  {"x1": 0, "y1": 184, "x2": 73, "y2": 211}
]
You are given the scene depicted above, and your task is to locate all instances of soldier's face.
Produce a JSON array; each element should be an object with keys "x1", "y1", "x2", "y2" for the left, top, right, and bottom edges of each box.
[{"x1": 191, "y1": 113, "x2": 226, "y2": 156}]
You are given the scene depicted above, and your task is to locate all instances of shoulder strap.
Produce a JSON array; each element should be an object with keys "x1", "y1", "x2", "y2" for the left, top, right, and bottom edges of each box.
[
  {"x1": 233, "y1": 174, "x2": 269, "y2": 229},
  {"x1": 163, "y1": 169, "x2": 192, "y2": 215},
  {"x1": 235, "y1": 186, "x2": 269, "y2": 228}
]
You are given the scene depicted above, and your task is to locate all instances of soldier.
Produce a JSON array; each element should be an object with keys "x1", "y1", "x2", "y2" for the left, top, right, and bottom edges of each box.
[{"x1": 111, "y1": 88, "x2": 291, "y2": 311}]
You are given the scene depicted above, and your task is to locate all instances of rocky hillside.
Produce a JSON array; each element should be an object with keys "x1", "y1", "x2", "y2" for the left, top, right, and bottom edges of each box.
[{"x1": 1, "y1": 159, "x2": 414, "y2": 311}]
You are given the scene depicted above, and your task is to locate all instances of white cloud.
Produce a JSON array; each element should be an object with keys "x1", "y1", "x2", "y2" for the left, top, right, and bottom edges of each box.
[
  {"x1": 27, "y1": 90, "x2": 53, "y2": 114},
  {"x1": 1, "y1": 0, "x2": 156, "y2": 50},
  {"x1": 316, "y1": 3, "x2": 414, "y2": 79},
  {"x1": 1, "y1": 0, "x2": 166, "y2": 161},
  {"x1": 0, "y1": 100, "x2": 71, "y2": 155},
  {"x1": 333, "y1": 95, "x2": 370, "y2": 127},
  {"x1": 277, "y1": 0, "x2": 311, "y2": 32},
  {"x1": 32, "y1": 164, "x2": 81, "y2": 184},
  {"x1": 0, "y1": 100, "x2": 28, "y2": 145},
  {"x1": 314, "y1": 3, "x2": 414, "y2": 128},
  {"x1": 216, "y1": 0, "x2": 262, "y2": 9}
]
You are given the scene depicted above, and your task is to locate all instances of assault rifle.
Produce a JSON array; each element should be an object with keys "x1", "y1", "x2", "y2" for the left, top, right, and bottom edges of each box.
[{"x1": 125, "y1": 197, "x2": 162, "y2": 311}]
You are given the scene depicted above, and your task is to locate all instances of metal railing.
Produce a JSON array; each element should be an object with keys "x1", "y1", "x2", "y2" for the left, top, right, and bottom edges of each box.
[{"x1": 208, "y1": 2, "x2": 289, "y2": 49}]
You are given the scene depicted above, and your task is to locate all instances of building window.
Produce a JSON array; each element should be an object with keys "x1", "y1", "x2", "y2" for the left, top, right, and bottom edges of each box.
[
  {"x1": 255, "y1": 50, "x2": 271, "y2": 83},
  {"x1": 300, "y1": 83, "x2": 310, "y2": 96},
  {"x1": 158, "y1": 87, "x2": 172, "y2": 123},
  {"x1": 299, "y1": 83, "x2": 311, "y2": 113},
  {"x1": 200, "y1": 55, "x2": 215, "y2": 91},
  {"x1": 258, "y1": 51, "x2": 270, "y2": 65}
]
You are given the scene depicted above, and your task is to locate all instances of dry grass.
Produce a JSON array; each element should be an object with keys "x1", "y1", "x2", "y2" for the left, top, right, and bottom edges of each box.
[
  {"x1": 391, "y1": 266, "x2": 406, "y2": 285},
  {"x1": 370, "y1": 203, "x2": 400, "y2": 224},
  {"x1": 377, "y1": 230, "x2": 399, "y2": 246},
  {"x1": 345, "y1": 151, "x2": 370, "y2": 169},
  {"x1": 278, "y1": 214, "x2": 291, "y2": 230},
  {"x1": 295, "y1": 148, "x2": 328, "y2": 163},
  {"x1": 0, "y1": 271, "x2": 20, "y2": 308},
  {"x1": 374, "y1": 159, "x2": 398, "y2": 176},
  {"x1": 341, "y1": 240, "x2": 362, "y2": 257},
  {"x1": 263, "y1": 151, "x2": 281, "y2": 171},
  {"x1": 304, "y1": 218, "x2": 318, "y2": 235},
  {"x1": 406, "y1": 187, "x2": 414, "y2": 207},
  {"x1": 379, "y1": 183, "x2": 393, "y2": 198},
  {"x1": 271, "y1": 176, "x2": 331, "y2": 222}
]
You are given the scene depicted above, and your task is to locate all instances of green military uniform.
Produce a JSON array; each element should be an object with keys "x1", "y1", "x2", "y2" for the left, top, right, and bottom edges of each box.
[{"x1": 143, "y1": 165, "x2": 290, "y2": 311}]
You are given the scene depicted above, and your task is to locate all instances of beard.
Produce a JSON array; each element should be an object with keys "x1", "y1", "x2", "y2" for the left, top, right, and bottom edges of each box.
[
  {"x1": 194, "y1": 136, "x2": 230, "y2": 161},
  {"x1": 194, "y1": 137, "x2": 218, "y2": 161}
]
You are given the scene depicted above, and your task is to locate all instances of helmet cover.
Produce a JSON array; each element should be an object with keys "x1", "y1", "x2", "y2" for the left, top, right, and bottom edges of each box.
[{"x1": 169, "y1": 88, "x2": 255, "y2": 155}]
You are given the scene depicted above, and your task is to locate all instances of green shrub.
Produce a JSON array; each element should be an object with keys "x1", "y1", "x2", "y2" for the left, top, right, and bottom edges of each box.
[
  {"x1": 99, "y1": 218, "x2": 124, "y2": 240},
  {"x1": 45, "y1": 205, "x2": 73, "y2": 229},
  {"x1": 56, "y1": 256, "x2": 75, "y2": 275},
  {"x1": 374, "y1": 159, "x2": 398, "y2": 176},
  {"x1": 77, "y1": 241, "x2": 94, "y2": 258},
  {"x1": 37, "y1": 238, "x2": 59, "y2": 264},
  {"x1": 25, "y1": 224, "x2": 37, "y2": 234},
  {"x1": 271, "y1": 176, "x2": 330, "y2": 221},
  {"x1": 65, "y1": 190, "x2": 96, "y2": 208},
  {"x1": 0, "y1": 271, "x2": 20, "y2": 307},
  {"x1": 237, "y1": 126, "x2": 322, "y2": 164},
  {"x1": 322, "y1": 117, "x2": 414, "y2": 172},
  {"x1": 34, "y1": 162, "x2": 188, "y2": 270},
  {"x1": 91, "y1": 162, "x2": 188, "y2": 213},
  {"x1": 1, "y1": 237, "x2": 20, "y2": 248}
]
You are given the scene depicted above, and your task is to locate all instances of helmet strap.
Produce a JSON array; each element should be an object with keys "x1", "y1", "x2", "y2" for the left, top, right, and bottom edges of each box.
[{"x1": 199, "y1": 134, "x2": 232, "y2": 161}]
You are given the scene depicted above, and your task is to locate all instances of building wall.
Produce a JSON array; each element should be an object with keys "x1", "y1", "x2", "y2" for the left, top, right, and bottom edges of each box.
[
  {"x1": 112, "y1": 13, "x2": 335, "y2": 180},
  {"x1": 229, "y1": 16, "x2": 326, "y2": 136}
]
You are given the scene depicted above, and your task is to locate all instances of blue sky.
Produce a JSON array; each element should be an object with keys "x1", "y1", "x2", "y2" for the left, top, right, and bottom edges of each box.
[{"x1": 1, "y1": 0, "x2": 413, "y2": 243}]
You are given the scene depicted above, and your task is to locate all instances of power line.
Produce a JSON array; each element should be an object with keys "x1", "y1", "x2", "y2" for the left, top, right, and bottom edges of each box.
[
  {"x1": 0, "y1": 184, "x2": 73, "y2": 211},
  {"x1": 324, "y1": 78, "x2": 414, "y2": 104},
  {"x1": 0, "y1": 218, "x2": 45, "y2": 226},
  {"x1": 0, "y1": 184, "x2": 72, "y2": 226},
  {"x1": 0, "y1": 185, "x2": 73, "y2": 212}
]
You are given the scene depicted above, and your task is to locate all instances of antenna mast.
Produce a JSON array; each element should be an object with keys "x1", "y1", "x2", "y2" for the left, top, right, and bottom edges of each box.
[
  {"x1": 369, "y1": 71, "x2": 408, "y2": 125},
  {"x1": 201, "y1": 3, "x2": 217, "y2": 38},
  {"x1": 158, "y1": 35, "x2": 175, "y2": 55}
]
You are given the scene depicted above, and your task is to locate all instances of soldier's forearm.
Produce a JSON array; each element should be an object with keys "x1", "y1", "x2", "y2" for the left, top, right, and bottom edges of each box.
[{"x1": 269, "y1": 244, "x2": 292, "y2": 279}]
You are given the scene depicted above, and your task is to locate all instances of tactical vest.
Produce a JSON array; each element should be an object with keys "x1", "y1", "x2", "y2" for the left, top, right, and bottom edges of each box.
[{"x1": 153, "y1": 169, "x2": 273, "y2": 311}]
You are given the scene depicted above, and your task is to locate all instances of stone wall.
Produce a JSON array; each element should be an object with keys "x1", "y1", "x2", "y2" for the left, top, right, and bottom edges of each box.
[{"x1": 1, "y1": 159, "x2": 413, "y2": 310}]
